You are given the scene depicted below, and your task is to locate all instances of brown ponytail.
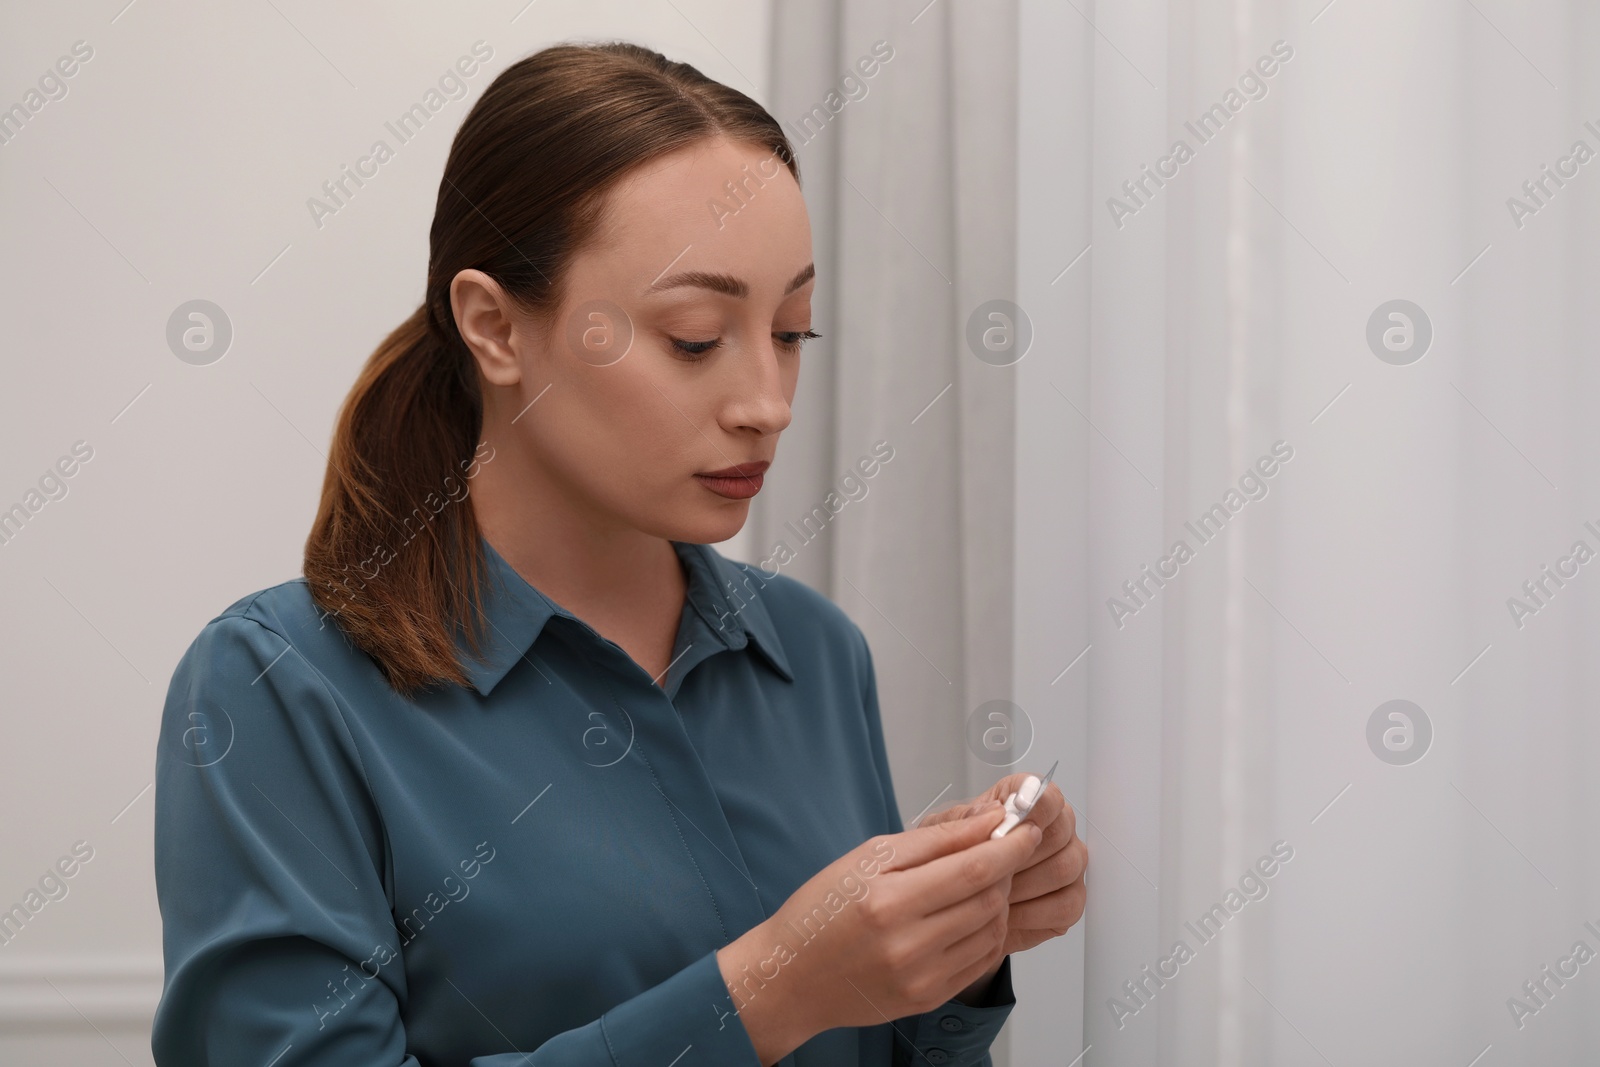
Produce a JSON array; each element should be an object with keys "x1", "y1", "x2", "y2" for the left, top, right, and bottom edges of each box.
[{"x1": 303, "y1": 41, "x2": 800, "y2": 698}]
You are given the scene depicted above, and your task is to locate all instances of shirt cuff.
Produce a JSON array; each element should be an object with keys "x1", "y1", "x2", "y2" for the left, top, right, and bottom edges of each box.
[
  {"x1": 599, "y1": 947, "x2": 763, "y2": 1067},
  {"x1": 895, "y1": 955, "x2": 1018, "y2": 1066}
]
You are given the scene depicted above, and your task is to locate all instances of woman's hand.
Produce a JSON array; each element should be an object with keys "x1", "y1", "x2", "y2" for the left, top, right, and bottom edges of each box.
[
  {"x1": 716, "y1": 803, "x2": 1037, "y2": 1063},
  {"x1": 918, "y1": 771, "x2": 1088, "y2": 955}
]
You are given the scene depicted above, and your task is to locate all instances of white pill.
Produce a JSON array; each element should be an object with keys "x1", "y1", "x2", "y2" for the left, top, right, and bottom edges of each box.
[{"x1": 1018, "y1": 775, "x2": 1041, "y2": 806}]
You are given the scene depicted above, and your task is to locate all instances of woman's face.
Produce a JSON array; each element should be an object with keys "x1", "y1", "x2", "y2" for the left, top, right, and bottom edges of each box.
[{"x1": 462, "y1": 135, "x2": 813, "y2": 547}]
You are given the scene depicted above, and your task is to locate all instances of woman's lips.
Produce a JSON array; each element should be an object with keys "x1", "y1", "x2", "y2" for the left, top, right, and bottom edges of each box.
[
  {"x1": 695, "y1": 461, "x2": 768, "y2": 499},
  {"x1": 694, "y1": 472, "x2": 764, "y2": 498}
]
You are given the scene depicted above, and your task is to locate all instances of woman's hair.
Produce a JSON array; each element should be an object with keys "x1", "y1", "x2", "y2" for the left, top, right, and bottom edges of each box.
[{"x1": 302, "y1": 41, "x2": 800, "y2": 698}]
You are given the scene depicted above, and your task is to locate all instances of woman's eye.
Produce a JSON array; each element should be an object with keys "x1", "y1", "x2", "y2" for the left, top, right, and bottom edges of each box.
[
  {"x1": 669, "y1": 330, "x2": 821, "y2": 360},
  {"x1": 776, "y1": 329, "x2": 821, "y2": 352},
  {"x1": 669, "y1": 337, "x2": 722, "y2": 360}
]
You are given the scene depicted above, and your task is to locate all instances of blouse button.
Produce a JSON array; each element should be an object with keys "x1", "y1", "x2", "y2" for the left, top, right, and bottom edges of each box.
[
  {"x1": 939, "y1": 1014, "x2": 965, "y2": 1032},
  {"x1": 924, "y1": 1050, "x2": 950, "y2": 1065}
]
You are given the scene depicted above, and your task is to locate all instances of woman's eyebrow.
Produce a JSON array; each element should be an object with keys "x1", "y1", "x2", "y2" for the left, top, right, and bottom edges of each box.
[{"x1": 646, "y1": 262, "x2": 814, "y2": 299}]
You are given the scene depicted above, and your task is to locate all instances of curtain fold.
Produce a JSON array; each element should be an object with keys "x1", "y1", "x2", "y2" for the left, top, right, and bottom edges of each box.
[
  {"x1": 1021, "y1": 0, "x2": 1600, "y2": 1064},
  {"x1": 757, "y1": 0, "x2": 1019, "y2": 861},
  {"x1": 762, "y1": 0, "x2": 1600, "y2": 1063}
]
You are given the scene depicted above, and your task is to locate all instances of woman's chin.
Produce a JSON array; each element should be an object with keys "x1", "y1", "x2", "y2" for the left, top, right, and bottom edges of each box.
[{"x1": 665, "y1": 501, "x2": 751, "y2": 545}]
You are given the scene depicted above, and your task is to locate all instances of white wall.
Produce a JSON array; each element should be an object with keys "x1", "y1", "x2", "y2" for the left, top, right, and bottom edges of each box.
[{"x1": 0, "y1": 4, "x2": 767, "y2": 1063}]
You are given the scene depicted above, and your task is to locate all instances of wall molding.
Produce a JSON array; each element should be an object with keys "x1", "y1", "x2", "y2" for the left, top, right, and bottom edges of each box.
[{"x1": 0, "y1": 955, "x2": 163, "y2": 1029}]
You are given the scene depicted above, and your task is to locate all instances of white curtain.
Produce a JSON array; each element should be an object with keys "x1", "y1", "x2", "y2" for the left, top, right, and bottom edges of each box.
[
  {"x1": 755, "y1": 0, "x2": 1020, "y2": 872},
  {"x1": 766, "y1": 0, "x2": 1600, "y2": 1063}
]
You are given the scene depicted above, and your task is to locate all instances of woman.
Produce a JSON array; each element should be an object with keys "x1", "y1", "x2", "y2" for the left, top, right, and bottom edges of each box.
[{"x1": 152, "y1": 40, "x2": 1086, "y2": 1066}]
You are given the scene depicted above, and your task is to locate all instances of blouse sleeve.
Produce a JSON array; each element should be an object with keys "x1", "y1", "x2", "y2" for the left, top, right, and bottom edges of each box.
[
  {"x1": 152, "y1": 615, "x2": 763, "y2": 1067},
  {"x1": 850, "y1": 623, "x2": 1019, "y2": 1067}
]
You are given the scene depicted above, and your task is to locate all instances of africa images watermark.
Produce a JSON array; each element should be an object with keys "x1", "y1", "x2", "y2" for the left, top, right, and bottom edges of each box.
[
  {"x1": 778, "y1": 40, "x2": 895, "y2": 150},
  {"x1": 1504, "y1": 518, "x2": 1600, "y2": 630},
  {"x1": 0, "y1": 39, "x2": 95, "y2": 148},
  {"x1": 312, "y1": 438, "x2": 497, "y2": 629},
  {"x1": 1505, "y1": 918, "x2": 1600, "y2": 1030},
  {"x1": 760, "y1": 441, "x2": 895, "y2": 575},
  {"x1": 0, "y1": 840, "x2": 96, "y2": 949},
  {"x1": 306, "y1": 41, "x2": 495, "y2": 230},
  {"x1": 1107, "y1": 40, "x2": 1295, "y2": 230},
  {"x1": 311, "y1": 839, "x2": 496, "y2": 1029},
  {"x1": 0, "y1": 439, "x2": 95, "y2": 548},
  {"x1": 1106, "y1": 441, "x2": 1295, "y2": 629},
  {"x1": 707, "y1": 39, "x2": 895, "y2": 231},
  {"x1": 708, "y1": 440, "x2": 897, "y2": 639},
  {"x1": 714, "y1": 837, "x2": 896, "y2": 1026},
  {"x1": 1106, "y1": 840, "x2": 1296, "y2": 1030},
  {"x1": 706, "y1": 149, "x2": 790, "y2": 231},
  {"x1": 1503, "y1": 117, "x2": 1600, "y2": 230}
]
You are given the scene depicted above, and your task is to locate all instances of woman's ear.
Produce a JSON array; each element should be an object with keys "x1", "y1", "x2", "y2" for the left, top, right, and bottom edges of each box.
[{"x1": 450, "y1": 269, "x2": 526, "y2": 387}]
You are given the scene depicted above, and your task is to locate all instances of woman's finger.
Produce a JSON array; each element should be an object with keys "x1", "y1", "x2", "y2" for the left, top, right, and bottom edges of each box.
[
  {"x1": 1009, "y1": 834, "x2": 1087, "y2": 903},
  {"x1": 1007, "y1": 878, "x2": 1087, "y2": 936}
]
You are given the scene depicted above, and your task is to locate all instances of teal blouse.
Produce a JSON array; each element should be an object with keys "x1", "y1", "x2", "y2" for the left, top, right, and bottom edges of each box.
[{"x1": 152, "y1": 535, "x2": 1016, "y2": 1066}]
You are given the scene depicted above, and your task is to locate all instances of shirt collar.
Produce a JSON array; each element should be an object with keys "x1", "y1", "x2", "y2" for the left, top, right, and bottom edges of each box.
[{"x1": 458, "y1": 535, "x2": 795, "y2": 697}]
